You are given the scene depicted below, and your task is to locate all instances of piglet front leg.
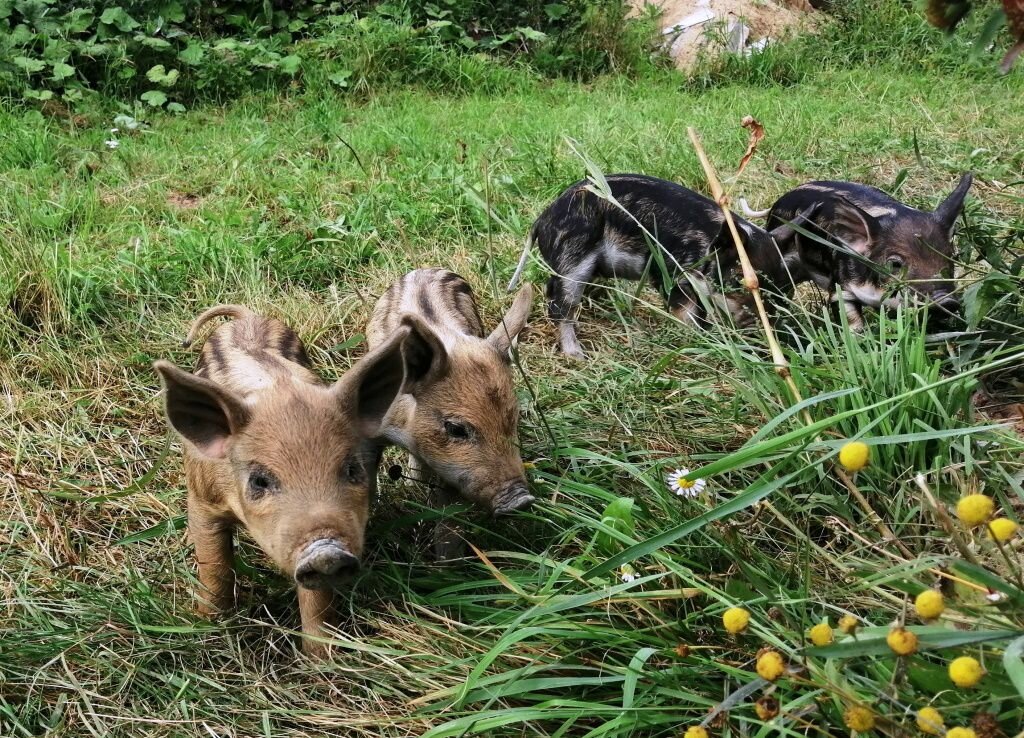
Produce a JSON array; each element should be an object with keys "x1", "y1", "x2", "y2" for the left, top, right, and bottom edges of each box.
[
  {"x1": 297, "y1": 588, "x2": 336, "y2": 658},
  {"x1": 188, "y1": 502, "x2": 235, "y2": 616}
]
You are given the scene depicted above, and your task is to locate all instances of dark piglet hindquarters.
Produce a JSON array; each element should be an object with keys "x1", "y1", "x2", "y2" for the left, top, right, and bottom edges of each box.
[{"x1": 512, "y1": 174, "x2": 810, "y2": 357}]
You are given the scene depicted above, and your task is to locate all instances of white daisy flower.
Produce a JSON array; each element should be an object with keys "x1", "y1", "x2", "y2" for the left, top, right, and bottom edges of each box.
[
  {"x1": 620, "y1": 564, "x2": 637, "y2": 583},
  {"x1": 105, "y1": 139, "x2": 120, "y2": 150},
  {"x1": 666, "y1": 468, "x2": 706, "y2": 498}
]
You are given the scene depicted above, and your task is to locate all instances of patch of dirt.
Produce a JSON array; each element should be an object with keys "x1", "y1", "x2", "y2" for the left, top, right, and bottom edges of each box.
[
  {"x1": 634, "y1": 0, "x2": 818, "y2": 69},
  {"x1": 167, "y1": 191, "x2": 203, "y2": 209}
]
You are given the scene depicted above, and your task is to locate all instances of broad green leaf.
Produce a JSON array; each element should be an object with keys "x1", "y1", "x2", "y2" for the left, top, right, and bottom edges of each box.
[
  {"x1": 595, "y1": 497, "x2": 635, "y2": 556},
  {"x1": 179, "y1": 42, "x2": 204, "y2": 65},
  {"x1": 160, "y1": 1, "x2": 185, "y2": 23},
  {"x1": 1004, "y1": 634, "x2": 1024, "y2": 698},
  {"x1": 328, "y1": 69, "x2": 353, "y2": 87},
  {"x1": 146, "y1": 64, "x2": 168, "y2": 83},
  {"x1": 140, "y1": 89, "x2": 168, "y2": 107},
  {"x1": 279, "y1": 54, "x2": 302, "y2": 75},
  {"x1": 63, "y1": 8, "x2": 94, "y2": 33},
  {"x1": 99, "y1": 7, "x2": 140, "y2": 32},
  {"x1": 14, "y1": 56, "x2": 47, "y2": 73},
  {"x1": 166, "y1": 102, "x2": 186, "y2": 113},
  {"x1": 50, "y1": 61, "x2": 74, "y2": 81}
]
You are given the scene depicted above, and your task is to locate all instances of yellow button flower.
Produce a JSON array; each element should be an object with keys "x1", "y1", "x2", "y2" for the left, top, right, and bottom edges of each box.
[
  {"x1": 684, "y1": 726, "x2": 708, "y2": 738},
  {"x1": 945, "y1": 729, "x2": 977, "y2": 738},
  {"x1": 948, "y1": 656, "x2": 984, "y2": 687},
  {"x1": 956, "y1": 494, "x2": 995, "y2": 527},
  {"x1": 839, "y1": 614, "x2": 859, "y2": 635},
  {"x1": 843, "y1": 706, "x2": 875, "y2": 732},
  {"x1": 914, "y1": 590, "x2": 945, "y2": 621},
  {"x1": 886, "y1": 626, "x2": 918, "y2": 655},
  {"x1": 915, "y1": 706, "x2": 944, "y2": 735},
  {"x1": 838, "y1": 441, "x2": 870, "y2": 472},
  {"x1": 755, "y1": 649, "x2": 786, "y2": 681},
  {"x1": 988, "y1": 517, "x2": 1018, "y2": 543},
  {"x1": 722, "y1": 607, "x2": 750, "y2": 634},
  {"x1": 809, "y1": 621, "x2": 833, "y2": 646}
]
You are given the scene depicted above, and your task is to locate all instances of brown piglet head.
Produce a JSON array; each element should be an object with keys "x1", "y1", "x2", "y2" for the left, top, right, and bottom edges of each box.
[
  {"x1": 392, "y1": 284, "x2": 535, "y2": 515},
  {"x1": 154, "y1": 327, "x2": 410, "y2": 591}
]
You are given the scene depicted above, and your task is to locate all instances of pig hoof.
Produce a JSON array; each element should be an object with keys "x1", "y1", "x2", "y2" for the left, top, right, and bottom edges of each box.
[
  {"x1": 294, "y1": 539, "x2": 359, "y2": 590},
  {"x1": 492, "y1": 484, "x2": 536, "y2": 516}
]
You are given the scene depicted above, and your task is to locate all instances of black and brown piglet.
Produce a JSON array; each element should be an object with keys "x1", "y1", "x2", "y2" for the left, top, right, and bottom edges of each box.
[
  {"x1": 154, "y1": 304, "x2": 409, "y2": 656},
  {"x1": 509, "y1": 174, "x2": 812, "y2": 357},
  {"x1": 755, "y1": 174, "x2": 972, "y2": 329},
  {"x1": 366, "y1": 269, "x2": 534, "y2": 555}
]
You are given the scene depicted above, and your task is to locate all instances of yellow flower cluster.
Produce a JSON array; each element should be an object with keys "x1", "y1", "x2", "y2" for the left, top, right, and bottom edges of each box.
[
  {"x1": 756, "y1": 649, "x2": 786, "y2": 681},
  {"x1": 948, "y1": 656, "x2": 984, "y2": 688},
  {"x1": 886, "y1": 627, "x2": 918, "y2": 656},
  {"x1": 955, "y1": 494, "x2": 994, "y2": 527},
  {"x1": 914, "y1": 590, "x2": 944, "y2": 621},
  {"x1": 838, "y1": 440, "x2": 870, "y2": 472},
  {"x1": 722, "y1": 607, "x2": 750, "y2": 634}
]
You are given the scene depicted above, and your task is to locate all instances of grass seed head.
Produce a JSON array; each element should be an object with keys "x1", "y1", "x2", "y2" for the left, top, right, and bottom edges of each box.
[
  {"x1": 886, "y1": 626, "x2": 918, "y2": 655},
  {"x1": 956, "y1": 494, "x2": 995, "y2": 527},
  {"x1": 948, "y1": 656, "x2": 984, "y2": 688},
  {"x1": 722, "y1": 607, "x2": 750, "y2": 634},
  {"x1": 914, "y1": 590, "x2": 945, "y2": 621},
  {"x1": 838, "y1": 440, "x2": 870, "y2": 472}
]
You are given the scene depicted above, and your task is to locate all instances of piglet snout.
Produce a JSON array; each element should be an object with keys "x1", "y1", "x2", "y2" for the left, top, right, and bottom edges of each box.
[
  {"x1": 492, "y1": 481, "x2": 535, "y2": 516},
  {"x1": 294, "y1": 539, "x2": 359, "y2": 590}
]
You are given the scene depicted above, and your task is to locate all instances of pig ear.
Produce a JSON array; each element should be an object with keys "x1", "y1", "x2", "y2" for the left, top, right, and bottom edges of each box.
[
  {"x1": 398, "y1": 313, "x2": 450, "y2": 391},
  {"x1": 829, "y1": 198, "x2": 878, "y2": 256},
  {"x1": 768, "y1": 203, "x2": 820, "y2": 248},
  {"x1": 335, "y1": 325, "x2": 410, "y2": 433},
  {"x1": 487, "y1": 282, "x2": 533, "y2": 356},
  {"x1": 153, "y1": 360, "x2": 250, "y2": 459},
  {"x1": 934, "y1": 173, "x2": 972, "y2": 235}
]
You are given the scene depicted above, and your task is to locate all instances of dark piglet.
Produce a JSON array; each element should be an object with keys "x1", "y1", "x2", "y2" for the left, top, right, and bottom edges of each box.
[
  {"x1": 508, "y1": 174, "x2": 811, "y2": 357},
  {"x1": 759, "y1": 174, "x2": 972, "y2": 329}
]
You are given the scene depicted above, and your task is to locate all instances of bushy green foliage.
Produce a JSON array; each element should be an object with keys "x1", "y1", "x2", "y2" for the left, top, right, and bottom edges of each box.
[
  {"x1": 0, "y1": 0, "x2": 329, "y2": 107},
  {"x1": 0, "y1": 0, "x2": 659, "y2": 108}
]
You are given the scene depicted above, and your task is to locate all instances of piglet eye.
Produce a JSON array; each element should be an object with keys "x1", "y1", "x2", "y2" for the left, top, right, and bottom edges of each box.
[
  {"x1": 887, "y1": 256, "x2": 905, "y2": 271},
  {"x1": 344, "y1": 461, "x2": 364, "y2": 484},
  {"x1": 247, "y1": 466, "x2": 279, "y2": 501},
  {"x1": 444, "y1": 420, "x2": 471, "y2": 440}
]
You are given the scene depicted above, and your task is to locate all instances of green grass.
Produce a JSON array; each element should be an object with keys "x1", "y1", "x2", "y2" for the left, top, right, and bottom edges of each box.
[{"x1": 3, "y1": 4, "x2": 1024, "y2": 736}]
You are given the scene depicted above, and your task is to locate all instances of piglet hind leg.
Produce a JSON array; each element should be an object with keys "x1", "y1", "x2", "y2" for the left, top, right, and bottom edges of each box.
[
  {"x1": 188, "y1": 503, "x2": 236, "y2": 617},
  {"x1": 297, "y1": 587, "x2": 336, "y2": 659},
  {"x1": 546, "y1": 275, "x2": 587, "y2": 359}
]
